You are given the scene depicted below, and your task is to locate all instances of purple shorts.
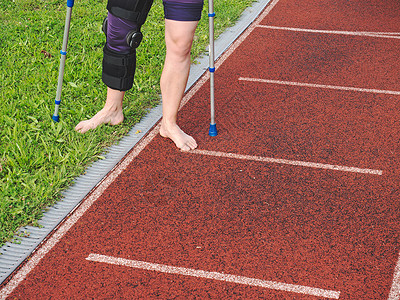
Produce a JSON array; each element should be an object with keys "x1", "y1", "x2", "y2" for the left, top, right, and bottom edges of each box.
[{"x1": 163, "y1": 0, "x2": 204, "y2": 21}]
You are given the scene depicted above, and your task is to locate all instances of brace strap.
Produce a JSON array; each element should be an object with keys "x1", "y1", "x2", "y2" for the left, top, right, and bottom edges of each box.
[
  {"x1": 107, "y1": 0, "x2": 154, "y2": 26},
  {"x1": 102, "y1": 46, "x2": 136, "y2": 91}
]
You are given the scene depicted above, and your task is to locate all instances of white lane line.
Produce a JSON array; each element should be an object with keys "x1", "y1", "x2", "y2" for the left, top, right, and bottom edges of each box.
[
  {"x1": 388, "y1": 252, "x2": 400, "y2": 300},
  {"x1": 191, "y1": 149, "x2": 383, "y2": 175},
  {"x1": 86, "y1": 253, "x2": 341, "y2": 299},
  {"x1": 238, "y1": 77, "x2": 400, "y2": 96},
  {"x1": 257, "y1": 25, "x2": 400, "y2": 39}
]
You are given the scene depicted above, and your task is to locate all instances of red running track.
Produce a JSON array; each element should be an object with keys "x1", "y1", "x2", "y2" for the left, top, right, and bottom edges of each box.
[{"x1": 2, "y1": 0, "x2": 400, "y2": 299}]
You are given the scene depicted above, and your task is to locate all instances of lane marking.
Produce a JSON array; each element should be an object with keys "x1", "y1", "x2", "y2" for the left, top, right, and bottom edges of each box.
[
  {"x1": 257, "y1": 25, "x2": 400, "y2": 39},
  {"x1": 190, "y1": 149, "x2": 383, "y2": 175},
  {"x1": 388, "y1": 252, "x2": 400, "y2": 300},
  {"x1": 86, "y1": 253, "x2": 341, "y2": 299},
  {"x1": 0, "y1": 1, "x2": 281, "y2": 298},
  {"x1": 238, "y1": 77, "x2": 400, "y2": 96}
]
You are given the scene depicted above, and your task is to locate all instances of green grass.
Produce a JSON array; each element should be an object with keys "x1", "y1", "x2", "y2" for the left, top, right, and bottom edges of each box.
[{"x1": 0, "y1": 0, "x2": 255, "y2": 245}]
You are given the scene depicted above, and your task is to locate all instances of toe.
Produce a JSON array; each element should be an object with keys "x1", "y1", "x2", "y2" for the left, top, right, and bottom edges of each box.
[
  {"x1": 188, "y1": 137, "x2": 197, "y2": 150},
  {"x1": 74, "y1": 124, "x2": 83, "y2": 133},
  {"x1": 180, "y1": 143, "x2": 192, "y2": 152},
  {"x1": 75, "y1": 120, "x2": 91, "y2": 134}
]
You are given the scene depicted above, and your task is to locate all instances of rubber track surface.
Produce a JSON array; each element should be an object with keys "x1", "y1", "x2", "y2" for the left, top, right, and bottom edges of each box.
[{"x1": 2, "y1": 0, "x2": 400, "y2": 299}]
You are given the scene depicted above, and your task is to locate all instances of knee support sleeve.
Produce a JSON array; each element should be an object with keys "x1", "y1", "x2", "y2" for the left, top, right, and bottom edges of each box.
[
  {"x1": 102, "y1": 46, "x2": 136, "y2": 91},
  {"x1": 106, "y1": 0, "x2": 154, "y2": 49},
  {"x1": 104, "y1": 12, "x2": 138, "y2": 53}
]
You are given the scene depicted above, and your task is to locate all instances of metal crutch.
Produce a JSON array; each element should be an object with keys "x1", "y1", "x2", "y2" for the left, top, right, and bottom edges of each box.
[
  {"x1": 208, "y1": 0, "x2": 218, "y2": 136},
  {"x1": 52, "y1": 0, "x2": 74, "y2": 122}
]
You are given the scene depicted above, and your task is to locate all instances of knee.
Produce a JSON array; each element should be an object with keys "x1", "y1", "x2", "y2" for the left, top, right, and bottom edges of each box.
[
  {"x1": 165, "y1": 28, "x2": 195, "y2": 60},
  {"x1": 169, "y1": 38, "x2": 193, "y2": 58}
]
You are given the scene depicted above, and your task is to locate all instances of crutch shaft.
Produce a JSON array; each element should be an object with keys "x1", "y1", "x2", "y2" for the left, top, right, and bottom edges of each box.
[
  {"x1": 53, "y1": 0, "x2": 74, "y2": 122},
  {"x1": 208, "y1": 0, "x2": 217, "y2": 136}
]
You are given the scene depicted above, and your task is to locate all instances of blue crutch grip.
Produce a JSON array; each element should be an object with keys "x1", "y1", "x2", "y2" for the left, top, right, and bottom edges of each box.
[
  {"x1": 209, "y1": 123, "x2": 218, "y2": 136},
  {"x1": 67, "y1": 0, "x2": 74, "y2": 7}
]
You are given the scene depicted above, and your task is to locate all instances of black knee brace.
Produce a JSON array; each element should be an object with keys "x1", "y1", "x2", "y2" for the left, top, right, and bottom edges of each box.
[{"x1": 102, "y1": 0, "x2": 154, "y2": 91}]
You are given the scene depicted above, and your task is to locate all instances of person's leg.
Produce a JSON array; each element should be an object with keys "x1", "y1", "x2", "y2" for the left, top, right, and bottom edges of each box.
[
  {"x1": 75, "y1": 10, "x2": 139, "y2": 133},
  {"x1": 159, "y1": 19, "x2": 198, "y2": 151},
  {"x1": 75, "y1": 88, "x2": 124, "y2": 133}
]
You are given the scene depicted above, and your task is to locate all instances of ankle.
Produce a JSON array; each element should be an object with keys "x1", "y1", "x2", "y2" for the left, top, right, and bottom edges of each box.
[
  {"x1": 103, "y1": 101, "x2": 122, "y2": 112},
  {"x1": 161, "y1": 118, "x2": 177, "y2": 128}
]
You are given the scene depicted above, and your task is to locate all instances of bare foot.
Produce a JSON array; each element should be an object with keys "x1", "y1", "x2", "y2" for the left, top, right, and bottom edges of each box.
[
  {"x1": 75, "y1": 106, "x2": 124, "y2": 133},
  {"x1": 160, "y1": 120, "x2": 197, "y2": 151}
]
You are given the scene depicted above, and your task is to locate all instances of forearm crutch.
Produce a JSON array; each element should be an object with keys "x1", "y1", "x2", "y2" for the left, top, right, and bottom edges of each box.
[
  {"x1": 208, "y1": 0, "x2": 218, "y2": 136},
  {"x1": 52, "y1": 0, "x2": 74, "y2": 122}
]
